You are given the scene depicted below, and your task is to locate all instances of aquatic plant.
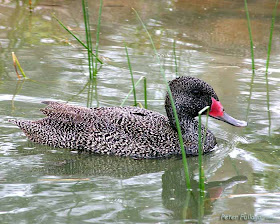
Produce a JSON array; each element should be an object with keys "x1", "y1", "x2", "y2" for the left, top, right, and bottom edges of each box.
[
  {"x1": 125, "y1": 44, "x2": 137, "y2": 106},
  {"x1": 82, "y1": 0, "x2": 95, "y2": 79},
  {"x1": 244, "y1": 0, "x2": 256, "y2": 122},
  {"x1": 12, "y1": 52, "x2": 27, "y2": 79},
  {"x1": 264, "y1": 0, "x2": 278, "y2": 132},
  {"x1": 53, "y1": 0, "x2": 103, "y2": 79},
  {"x1": 244, "y1": 0, "x2": 255, "y2": 72},
  {"x1": 245, "y1": 0, "x2": 278, "y2": 132},
  {"x1": 53, "y1": 15, "x2": 102, "y2": 65},
  {"x1": 198, "y1": 106, "x2": 210, "y2": 192},
  {"x1": 120, "y1": 76, "x2": 147, "y2": 108},
  {"x1": 143, "y1": 77, "x2": 148, "y2": 109},
  {"x1": 82, "y1": 0, "x2": 103, "y2": 78},
  {"x1": 173, "y1": 39, "x2": 179, "y2": 77},
  {"x1": 133, "y1": 8, "x2": 191, "y2": 189},
  {"x1": 123, "y1": 44, "x2": 148, "y2": 109},
  {"x1": 95, "y1": 0, "x2": 103, "y2": 75}
]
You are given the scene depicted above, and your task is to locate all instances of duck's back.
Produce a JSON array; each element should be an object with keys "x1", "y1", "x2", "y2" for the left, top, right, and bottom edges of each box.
[{"x1": 11, "y1": 101, "x2": 180, "y2": 158}]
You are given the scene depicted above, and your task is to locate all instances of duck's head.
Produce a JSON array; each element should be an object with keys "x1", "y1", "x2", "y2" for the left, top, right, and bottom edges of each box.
[{"x1": 165, "y1": 76, "x2": 247, "y2": 128}]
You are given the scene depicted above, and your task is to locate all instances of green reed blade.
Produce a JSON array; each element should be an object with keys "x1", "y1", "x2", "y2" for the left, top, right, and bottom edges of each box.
[
  {"x1": 266, "y1": 0, "x2": 279, "y2": 74},
  {"x1": 173, "y1": 39, "x2": 179, "y2": 77},
  {"x1": 244, "y1": 0, "x2": 255, "y2": 71},
  {"x1": 133, "y1": 8, "x2": 191, "y2": 190},
  {"x1": 198, "y1": 106, "x2": 209, "y2": 192},
  {"x1": 246, "y1": 69, "x2": 255, "y2": 121},
  {"x1": 125, "y1": 44, "x2": 137, "y2": 106},
  {"x1": 265, "y1": 77, "x2": 272, "y2": 134},
  {"x1": 87, "y1": 78, "x2": 96, "y2": 108},
  {"x1": 143, "y1": 77, "x2": 148, "y2": 109},
  {"x1": 265, "y1": 0, "x2": 278, "y2": 133},
  {"x1": 121, "y1": 76, "x2": 144, "y2": 107},
  {"x1": 82, "y1": 0, "x2": 94, "y2": 79},
  {"x1": 52, "y1": 14, "x2": 103, "y2": 64},
  {"x1": 244, "y1": 0, "x2": 256, "y2": 122},
  {"x1": 86, "y1": 1, "x2": 94, "y2": 77},
  {"x1": 95, "y1": 0, "x2": 103, "y2": 75},
  {"x1": 202, "y1": 107, "x2": 210, "y2": 149}
]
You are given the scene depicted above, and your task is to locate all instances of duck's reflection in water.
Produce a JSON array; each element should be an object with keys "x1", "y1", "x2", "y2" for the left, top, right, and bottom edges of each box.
[{"x1": 21, "y1": 144, "x2": 247, "y2": 221}]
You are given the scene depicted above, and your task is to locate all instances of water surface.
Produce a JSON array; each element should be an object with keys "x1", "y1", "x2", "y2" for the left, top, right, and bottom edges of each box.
[{"x1": 1, "y1": 0, "x2": 280, "y2": 223}]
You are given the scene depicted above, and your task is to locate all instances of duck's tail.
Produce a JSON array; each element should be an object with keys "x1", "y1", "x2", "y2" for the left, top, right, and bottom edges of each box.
[
  {"x1": 9, "y1": 119, "x2": 32, "y2": 131},
  {"x1": 9, "y1": 119, "x2": 43, "y2": 143},
  {"x1": 8, "y1": 101, "x2": 92, "y2": 149}
]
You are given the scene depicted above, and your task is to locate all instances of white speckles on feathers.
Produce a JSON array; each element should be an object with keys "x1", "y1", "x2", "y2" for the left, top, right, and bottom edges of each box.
[{"x1": 9, "y1": 77, "x2": 219, "y2": 159}]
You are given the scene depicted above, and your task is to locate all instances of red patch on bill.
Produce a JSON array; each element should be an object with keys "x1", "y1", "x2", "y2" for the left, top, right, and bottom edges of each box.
[{"x1": 209, "y1": 97, "x2": 224, "y2": 117}]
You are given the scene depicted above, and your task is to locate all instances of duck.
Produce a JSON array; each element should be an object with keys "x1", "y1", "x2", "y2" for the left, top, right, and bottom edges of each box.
[{"x1": 9, "y1": 76, "x2": 247, "y2": 159}]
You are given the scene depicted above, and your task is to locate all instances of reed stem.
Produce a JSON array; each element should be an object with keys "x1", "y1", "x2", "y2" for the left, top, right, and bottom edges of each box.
[
  {"x1": 82, "y1": 0, "x2": 94, "y2": 79},
  {"x1": 173, "y1": 39, "x2": 179, "y2": 77},
  {"x1": 121, "y1": 76, "x2": 144, "y2": 107},
  {"x1": 133, "y1": 8, "x2": 191, "y2": 189},
  {"x1": 125, "y1": 44, "x2": 137, "y2": 106},
  {"x1": 265, "y1": 0, "x2": 278, "y2": 133},
  {"x1": 198, "y1": 106, "x2": 209, "y2": 192},
  {"x1": 143, "y1": 77, "x2": 148, "y2": 109},
  {"x1": 52, "y1": 14, "x2": 103, "y2": 64},
  {"x1": 12, "y1": 52, "x2": 27, "y2": 79},
  {"x1": 95, "y1": 0, "x2": 103, "y2": 74},
  {"x1": 244, "y1": 0, "x2": 256, "y2": 122},
  {"x1": 244, "y1": 0, "x2": 255, "y2": 72}
]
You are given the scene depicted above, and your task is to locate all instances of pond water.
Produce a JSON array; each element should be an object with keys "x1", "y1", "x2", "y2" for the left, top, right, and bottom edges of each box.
[{"x1": 1, "y1": 0, "x2": 280, "y2": 223}]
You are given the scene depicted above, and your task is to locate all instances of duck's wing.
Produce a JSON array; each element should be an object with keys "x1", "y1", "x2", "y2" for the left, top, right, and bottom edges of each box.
[
  {"x1": 9, "y1": 101, "x2": 179, "y2": 158},
  {"x1": 39, "y1": 101, "x2": 166, "y2": 131},
  {"x1": 39, "y1": 101, "x2": 94, "y2": 124}
]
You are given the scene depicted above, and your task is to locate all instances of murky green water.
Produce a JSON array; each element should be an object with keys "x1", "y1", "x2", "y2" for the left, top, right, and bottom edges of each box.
[{"x1": 1, "y1": 0, "x2": 280, "y2": 223}]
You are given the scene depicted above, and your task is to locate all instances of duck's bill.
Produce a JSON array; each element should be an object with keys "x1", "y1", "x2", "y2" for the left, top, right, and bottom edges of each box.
[
  {"x1": 210, "y1": 111, "x2": 247, "y2": 127},
  {"x1": 209, "y1": 97, "x2": 247, "y2": 127}
]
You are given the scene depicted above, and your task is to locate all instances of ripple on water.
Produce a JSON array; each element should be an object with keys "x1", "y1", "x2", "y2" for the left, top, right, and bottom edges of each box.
[{"x1": 254, "y1": 185, "x2": 280, "y2": 222}]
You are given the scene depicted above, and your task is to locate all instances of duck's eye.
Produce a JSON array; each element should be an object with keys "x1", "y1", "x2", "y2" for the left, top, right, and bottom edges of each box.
[{"x1": 191, "y1": 89, "x2": 201, "y2": 96}]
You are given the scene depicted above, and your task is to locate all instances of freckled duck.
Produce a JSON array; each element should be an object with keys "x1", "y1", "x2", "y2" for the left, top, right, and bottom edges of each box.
[{"x1": 9, "y1": 76, "x2": 247, "y2": 159}]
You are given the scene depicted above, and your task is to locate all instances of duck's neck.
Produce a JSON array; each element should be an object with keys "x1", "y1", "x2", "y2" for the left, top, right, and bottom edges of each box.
[
  {"x1": 165, "y1": 104, "x2": 216, "y2": 153},
  {"x1": 165, "y1": 103, "x2": 195, "y2": 131},
  {"x1": 169, "y1": 115, "x2": 199, "y2": 136}
]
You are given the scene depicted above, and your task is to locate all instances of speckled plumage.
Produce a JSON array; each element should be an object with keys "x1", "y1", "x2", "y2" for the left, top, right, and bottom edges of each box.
[{"x1": 10, "y1": 76, "x2": 219, "y2": 159}]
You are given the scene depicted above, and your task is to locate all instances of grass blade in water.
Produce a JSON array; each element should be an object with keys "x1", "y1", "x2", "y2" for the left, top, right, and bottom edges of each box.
[
  {"x1": 264, "y1": 0, "x2": 278, "y2": 133},
  {"x1": 198, "y1": 106, "x2": 210, "y2": 192},
  {"x1": 95, "y1": 0, "x2": 103, "y2": 74},
  {"x1": 244, "y1": 0, "x2": 255, "y2": 71},
  {"x1": 133, "y1": 8, "x2": 191, "y2": 190},
  {"x1": 143, "y1": 77, "x2": 148, "y2": 109},
  {"x1": 120, "y1": 76, "x2": 144, "y2": 107},
  {"x1": 12, "y1": 52, "x2": 27, "y2": 79},
  {"x1": 125, "y1": 44, "x2": 137, "y2": 106},
  {"x1": 244, "y1": 0, "x2": 255, "y2": 121},
  {"x1": 52, "y1": 14, "x2": 103, "y2": 64},
  {"x1": 82, "y1": 0, "x2": 95, "y2": 78},
  {"x1": 173, "y1": 39, "x2": 179, "y2": 77}
]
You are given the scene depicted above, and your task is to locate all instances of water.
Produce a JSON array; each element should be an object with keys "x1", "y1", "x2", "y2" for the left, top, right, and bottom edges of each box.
[{"x1": 1, "y1": 0, "x2": 280, "y2": 223}]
